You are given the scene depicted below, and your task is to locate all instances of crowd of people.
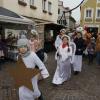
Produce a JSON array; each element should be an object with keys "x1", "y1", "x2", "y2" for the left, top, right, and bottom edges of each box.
[
  {"x1": 53, "y1": 28, "x2": 100, "y2": 85},
  {"x1": 0, "y1": 27, "x2": 100, "y2": 100}
]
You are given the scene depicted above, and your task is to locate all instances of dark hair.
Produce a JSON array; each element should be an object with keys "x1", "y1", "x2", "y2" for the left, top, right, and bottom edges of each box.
[{"x1": 67, "y1": 43, "x2": 70, "y2": 52}]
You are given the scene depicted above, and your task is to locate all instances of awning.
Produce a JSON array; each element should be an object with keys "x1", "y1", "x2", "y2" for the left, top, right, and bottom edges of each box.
[
  {"x1": 44, "y1": 22, "x2": 65, "y2": 30},
  {"x1": 36, "y1": 22, "x2": 65, "y2": 29},
  {"x1": 0, "y1": 7, "x2": 34, "y2": 25}
]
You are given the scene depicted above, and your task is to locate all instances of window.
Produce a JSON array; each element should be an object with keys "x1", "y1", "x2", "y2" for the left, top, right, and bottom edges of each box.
[
  {"x1": 30, "y1": 0, "x2": 34, "y2": 6},
  {"x1": 97, "y1": 0, "x2": 100, "y2": 3},
  {"x1": 30, "y1": 0, "x2": 37, "y2": 9},
  {"x1": 42, "y1": 0, "x2": 47, "y2": 12},
  {"x1": 96, "y1": 8, "x2": 100, "y2": 18},
  {"x1": 58, "y1": 9, "x2": 60, "y2": 14},
  {"x1": 48, "y1": 2, "x2": 52, "y2": 13},
  {"x1": 85, "y1": 9, "x2": 93, "y2": 18}
]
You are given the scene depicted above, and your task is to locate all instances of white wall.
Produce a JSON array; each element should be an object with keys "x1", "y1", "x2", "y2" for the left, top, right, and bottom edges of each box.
[
  {"x1": 2, "y1": 0, "x2": 58, "y2": 23},
  {"x1": 0, "y1": 0, "x2": 3, "y2": 6}
]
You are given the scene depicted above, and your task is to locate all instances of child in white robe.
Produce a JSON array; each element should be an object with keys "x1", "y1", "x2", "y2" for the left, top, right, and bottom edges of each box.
[
  {"x1": 52, "y1": 35, "x2": 72, "y2": 85},
  {"x1": 17, "y1": 37, "x2": 49, "y2": 100}
]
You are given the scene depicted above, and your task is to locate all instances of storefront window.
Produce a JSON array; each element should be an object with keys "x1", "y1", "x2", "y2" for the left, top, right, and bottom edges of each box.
[{"x1": 45, "y1": 30, "x2": 54, "y2": 41}]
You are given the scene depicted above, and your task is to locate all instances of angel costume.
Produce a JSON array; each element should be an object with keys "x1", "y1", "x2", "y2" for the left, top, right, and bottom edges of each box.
[
  {"x1": 17, "y1": 37, "x2": 49, "y2": 100},
  {"x1": 19, "y1": 52, "x2": 49, "y2": 100},
  {"x1": 52, "y1": 35, "x2": 72, "y2": 85}
]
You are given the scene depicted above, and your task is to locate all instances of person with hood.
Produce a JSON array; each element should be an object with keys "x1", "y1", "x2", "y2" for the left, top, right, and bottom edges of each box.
[
  {"x1": 29, "y1": 30, "x2": 45, "y2": 62},
  {"x1": 15, "y1": 35, "x2": 49, "y2": 100},
  {"x1": 52, "y1": 35, "x2": 72, "y2": 85},
  {"x1": 54, "y1": 29, "x2": 66, "y2": 50}
]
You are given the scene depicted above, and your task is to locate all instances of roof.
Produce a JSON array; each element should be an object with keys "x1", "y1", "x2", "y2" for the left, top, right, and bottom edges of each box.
[
  {"x1": 0, "y1": 7, "x2": 21, "y2": 18},
  {"x1": 0, "y1": 7, "x2": 34, "y2": 25}
]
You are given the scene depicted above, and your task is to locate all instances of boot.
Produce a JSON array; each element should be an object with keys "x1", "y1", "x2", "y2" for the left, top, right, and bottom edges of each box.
[{"x1": 74, "y1": 71, "x2": 80, "y2": 75}]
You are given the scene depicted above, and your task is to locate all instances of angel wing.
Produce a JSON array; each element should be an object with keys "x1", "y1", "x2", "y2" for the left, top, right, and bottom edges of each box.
[{"x1": 69, "y1": 42, "x2": 76, "y2": 64}]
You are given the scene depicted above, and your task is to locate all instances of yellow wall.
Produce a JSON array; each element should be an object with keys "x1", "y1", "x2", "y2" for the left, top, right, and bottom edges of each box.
[
  {"x1": 0, "y1": 0, "x2": 3, "y2": 6},
  {"x1": 80, "y1": 0, "x2": 96, "y2": 26},
  {"x1": 80, "y1": 0, "x2": 100, "y2": 32}
]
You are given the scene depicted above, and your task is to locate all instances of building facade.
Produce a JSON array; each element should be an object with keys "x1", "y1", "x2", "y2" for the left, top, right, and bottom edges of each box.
[
  {"x1": 80, "y1": 0, "x2": 100, "y2": 33},
  {"x1": 0, "y1": 0, "x2": 59, "y2": 42},
  {"x1": 0, "y1": 0, "x2": 60, "y2": 53},
  {"x1": 57, "y1": 1, "x2": 76, "y2": 31},
  {"x1": 0, "y1": 0, "x2": 58, "y2": 24}
]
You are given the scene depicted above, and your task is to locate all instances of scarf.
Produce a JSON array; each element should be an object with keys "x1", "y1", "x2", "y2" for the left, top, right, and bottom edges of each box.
[
  {"x1": 62, "y1": 43, "x2": 68, "y2": 48},
  {"x1": 21, "y1": 51, "x2": 31, "y2": 58}
]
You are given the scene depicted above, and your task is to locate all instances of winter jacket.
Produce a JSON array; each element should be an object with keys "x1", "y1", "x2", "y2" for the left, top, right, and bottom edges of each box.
[
  {"x1": 74, "y1": 37, "x2": 86, "y2": 55},
  {"x1": 95, "y1": 37, "x2": 100, "y2": 52}
]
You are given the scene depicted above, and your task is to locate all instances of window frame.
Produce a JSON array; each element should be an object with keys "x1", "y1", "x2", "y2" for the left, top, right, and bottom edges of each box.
[
  {"x1": 42, "y1": 0, "x2": 47, "y2": 13},
  {"x1": 58, "y1": 8, "x2": 60, "y2": 14},
  {"x1": 84, "y1": 8, "x2": 93, "y2": 19},
  {"x1": 96, "y1": 7, "x2": 100, "y2": 18},
  {"x1": 30, "y1": 0, "x2": 34, "y2": 6},
  {"x1": 48, "y1": 2, "x2": 52, "y2": 15},
  {"x1": 30, "y1": 0, "x2": 37, "y2": 9},
  {"x1": 97, "y1": 0, "x2": 100, "y2": 3}
]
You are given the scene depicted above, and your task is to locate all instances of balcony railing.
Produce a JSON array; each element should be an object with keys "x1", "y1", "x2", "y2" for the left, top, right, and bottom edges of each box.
[
  {"x1": 85, "y1": 17, "x2": 92, "y2": 22},
  {"x1": 96, "y1": 17, "x2": 100, "y2": 22}
]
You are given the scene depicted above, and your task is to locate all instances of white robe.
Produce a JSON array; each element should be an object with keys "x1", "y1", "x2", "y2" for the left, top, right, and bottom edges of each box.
[
  {"x1": 19, "y1": 52, "x2": 49, "y2": 100},
  {"x1": 52, "y1": 45, "x2": 72, "y2": 85},
  {"x1": 73, "y1": 55, "x2": 82, "y2": 72}
]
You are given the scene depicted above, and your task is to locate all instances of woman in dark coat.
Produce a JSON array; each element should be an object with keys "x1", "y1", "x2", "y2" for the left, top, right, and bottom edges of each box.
[{"x1": 73, "y1": 32, "x2": 86, "y2": 75}]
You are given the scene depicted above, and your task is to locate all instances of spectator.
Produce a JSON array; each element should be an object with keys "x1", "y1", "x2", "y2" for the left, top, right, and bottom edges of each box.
[
  {"x1": 87, "y1": 37, "x2": 95, "y2": 64},
  {"x1": 95, "y1": 33, "x2": 100, "y2": 67},
  {"x1": 73, "y1": 32, "x2": 86, "y2": 75}
]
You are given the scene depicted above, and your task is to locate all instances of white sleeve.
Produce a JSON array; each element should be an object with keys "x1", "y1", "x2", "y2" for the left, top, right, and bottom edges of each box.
[
  {"x1": 32, "y1": 52, "x2": 45, "y2": 70},
  {"x1": 32, "y1": 52, "x2": 49, "y2": 78},
  {"x1": 55, "y1": 36, "x2": 60, "y2": 49},
  {"x1": 55, "y1": 48, "x2": 59, "y2": 60},
  {"x1": 68, "y1": 47, "x2": 72, "y2": 57}
]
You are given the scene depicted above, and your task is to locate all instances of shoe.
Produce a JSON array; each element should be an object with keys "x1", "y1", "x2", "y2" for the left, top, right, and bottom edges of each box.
[{"x1": 74, "y1": 71, "x2": 80, "y2": 75}]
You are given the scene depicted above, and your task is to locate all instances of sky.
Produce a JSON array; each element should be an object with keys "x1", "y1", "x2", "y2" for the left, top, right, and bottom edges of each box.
[{"x1": 61, "y1": 0, "x2": 83, "y2": 22}]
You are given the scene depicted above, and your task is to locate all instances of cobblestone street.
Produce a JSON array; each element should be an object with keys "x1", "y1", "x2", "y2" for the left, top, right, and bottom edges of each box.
[{"x1": 0, "y1": 52, "x2": 100, "y2": 100}]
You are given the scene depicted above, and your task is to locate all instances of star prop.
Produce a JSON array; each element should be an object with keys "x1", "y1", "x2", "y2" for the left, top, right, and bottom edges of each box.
[{"x1": 6, "y1": 58, "x2": 40, "y2": 91}]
